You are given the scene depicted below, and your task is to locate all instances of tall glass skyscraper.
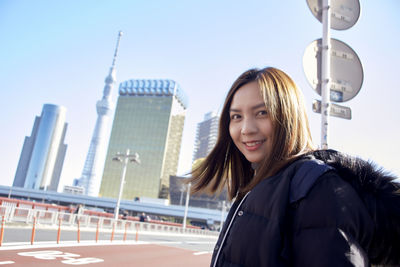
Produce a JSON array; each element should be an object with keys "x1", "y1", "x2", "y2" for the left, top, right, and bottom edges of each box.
[
  {"x1": 13, "y1": 104, "x2": 68, "y2": 191},
  {"x1": 100, "y1": 79, "x2": 187, "y2": 200},
  {"x1": 193, "y1": 111, "x2": 219, "y2": 162}
]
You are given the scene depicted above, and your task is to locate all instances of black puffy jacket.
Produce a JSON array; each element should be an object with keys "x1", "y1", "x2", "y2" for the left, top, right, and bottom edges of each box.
[{"x1": 211, "y1": 150, "x2": 400, "y2": 267}]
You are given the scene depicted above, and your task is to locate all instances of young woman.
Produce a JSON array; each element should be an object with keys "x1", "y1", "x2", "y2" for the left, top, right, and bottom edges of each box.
[{"x1": 189, "y1": 67, "x2": 400, "y2": 266}]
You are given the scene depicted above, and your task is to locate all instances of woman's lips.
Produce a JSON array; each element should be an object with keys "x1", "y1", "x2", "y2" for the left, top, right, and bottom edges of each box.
[{"x1": 243, "y1": 140, "x2": 265, "y2": 151}]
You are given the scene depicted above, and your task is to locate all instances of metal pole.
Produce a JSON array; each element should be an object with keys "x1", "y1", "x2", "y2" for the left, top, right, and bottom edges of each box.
[
  {"x1": 77, "y1": 220, "x2": 80, "y2": 243},
  {"x1": 0, "y1": 216, "x2": 5, "y2": 246},
  {"x1": 135, "y1": 223, "x2": 139, "y2": 242},
  {"x1": 219, "y1": 200, "x2": 226, "y2": 232},
  {"x1": 110, "y1": 222, "x2": 115, "y2": 242},
  {"x1": 31, "y1": 216, "x2": 36, "y2": 245},
  {"x1": 179, "y1": 188, "x2": 184, "y2": 206},
  {"x1": 182, "y1": 183, "x2": 191, "y2": 229},
  {"x1": 57, "y1": 216, "x2": 61, "y2": 244},
  {"x1": 123, "y1": 222, "x2": 128, "y2": 242},
  {"x1": 114, "y1": 149, "x2": 130, "y2": 220},
  {"x1": 96, "y1": 221, "x2": 100, "y2": 243},
  {"x1": 321, "y1": 0, "x2": 331, "y2": 149},
  {"x1": 42, "y1": 185, "x2": 47, "y2": 203}
]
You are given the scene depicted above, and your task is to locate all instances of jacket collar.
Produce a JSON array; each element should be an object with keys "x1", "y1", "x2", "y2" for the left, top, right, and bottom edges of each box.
[{"x1": 306, "y1": 149, "x2": 400, "y2": 265}]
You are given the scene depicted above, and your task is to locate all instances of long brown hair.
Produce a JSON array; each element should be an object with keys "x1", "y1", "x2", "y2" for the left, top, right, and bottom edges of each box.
[{"x1": 189, "y1": 67, "x2": 315, "y2": 200}]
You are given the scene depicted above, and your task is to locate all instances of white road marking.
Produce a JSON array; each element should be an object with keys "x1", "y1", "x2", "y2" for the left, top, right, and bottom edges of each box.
[
  {"x1": 153, "y1": 241, "x2": 182, "y2": 245},
  {"x1": 16, "y1": 250, "x2": 104, "y2": 265},
  {"x1": 185, "y1": 241, "x2": 216, "y2": 244},
  {"x1": 193, "y1": 251, "x2": 212, "y2": 256},
  {"x1": 0, "y1": 261, "x2": 14, "y2": 265}
]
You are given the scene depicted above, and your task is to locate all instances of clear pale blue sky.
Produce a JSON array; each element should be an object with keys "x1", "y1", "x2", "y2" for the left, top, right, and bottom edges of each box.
[{"x1": 0, "y1": 0, "x2": 399, "y2": 190}]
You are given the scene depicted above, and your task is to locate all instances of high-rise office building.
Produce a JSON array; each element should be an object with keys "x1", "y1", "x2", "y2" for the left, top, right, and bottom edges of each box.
[
  {"x1": 100, "y1": 79, "x2": 187, "y2": 200},
  {"x1": 76, "y1": 31, "x2": 123, "y2": 197},
  {"x1": 169, "y1": 175, "x2": 228, "y2": 210},
  {"x1": 13, "y1": 104, "x2": 68, "y2": 191},
  {"x1": 193, "y1": 111, "x2": 219, "y2": 162}
]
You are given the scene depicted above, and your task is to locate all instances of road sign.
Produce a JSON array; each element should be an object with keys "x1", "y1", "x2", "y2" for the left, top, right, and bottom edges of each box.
[
  {"x1": 306, "y1": 0, "x2": 361, "y2": 30},
  {"x1": 303, "y1": 38, "x2": 363, "y2": 103},
  {"x1": 312, "y1": 99, "x2": 352, "y2": 120}
]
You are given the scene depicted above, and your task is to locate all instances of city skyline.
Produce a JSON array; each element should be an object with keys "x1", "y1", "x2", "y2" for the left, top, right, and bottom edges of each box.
[{"x1": 1, "y1": 1, "x2": 399, "y2": 192}]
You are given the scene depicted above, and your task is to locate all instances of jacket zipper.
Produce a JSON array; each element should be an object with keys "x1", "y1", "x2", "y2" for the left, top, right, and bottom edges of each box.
[{"x1": 212, "y1": 191, "x2": 251, "y2": 267}]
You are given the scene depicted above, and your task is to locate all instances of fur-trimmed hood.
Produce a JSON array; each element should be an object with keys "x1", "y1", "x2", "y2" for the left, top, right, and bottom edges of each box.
[{"x1": 306, "y1": 149, "x2": 400, "y2": 266}]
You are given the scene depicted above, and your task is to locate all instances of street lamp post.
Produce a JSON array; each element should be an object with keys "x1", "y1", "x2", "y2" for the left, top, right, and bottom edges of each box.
[
  {"x1": 113, "y1": 149, "x2": 140, "y2": 220},
  {"x1": 179, "y1": 184, "x2": 185, "y2": 206},
  {"x1": 8, "y1": 186, "x2": 12, "y2": 199},
  {"x1": 182, "y1": 183, "x2": 191, "y2": 229},
  {"x1": 321, "y1": 0, "x2": 331, "y2": 149}
]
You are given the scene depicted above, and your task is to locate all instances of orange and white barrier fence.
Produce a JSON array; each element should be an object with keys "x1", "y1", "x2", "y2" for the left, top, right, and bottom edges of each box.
[{"x1": 0, "y1": 205, "x2": 218, "y2": 246}]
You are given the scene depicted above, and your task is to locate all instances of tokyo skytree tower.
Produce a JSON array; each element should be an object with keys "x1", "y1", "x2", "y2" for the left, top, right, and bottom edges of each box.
[{"x1": 77, "y1": 31, "x2": 123, "y2": 196}]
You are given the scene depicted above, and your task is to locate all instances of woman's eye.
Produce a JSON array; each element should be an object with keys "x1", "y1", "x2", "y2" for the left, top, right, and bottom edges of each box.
[
  {"x1": 257, "y1": 110, "x2": 268, "y2": 116},
  {"x1": 230, "y1": 114, "x2": 241, "y2": 120}
]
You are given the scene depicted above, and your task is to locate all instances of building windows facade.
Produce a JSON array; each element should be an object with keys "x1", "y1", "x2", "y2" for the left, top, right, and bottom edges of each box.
[
  {"x1": 193, "y1": 111, "x2": 219, "y2": 162},
  {"x1": 100, "y1": 79, "x2": 187, "y2": 200}
]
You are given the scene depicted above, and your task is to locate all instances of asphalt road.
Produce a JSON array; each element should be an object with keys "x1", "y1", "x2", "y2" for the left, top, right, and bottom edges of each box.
[
  {"x1": 0, "y1": 243, "x2": 214, "y2": 266},
  {"x1": 1, "y1": 226, "x2": 218, "y2": 252},
  {"x1": 0, "y1": 225, "x2": 218, "y2": 266}
]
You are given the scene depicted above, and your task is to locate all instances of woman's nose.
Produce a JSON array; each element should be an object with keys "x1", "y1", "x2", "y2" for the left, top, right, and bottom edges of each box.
[{"x1": 241, "y1": 118, "x2": 257, "y2": 135}]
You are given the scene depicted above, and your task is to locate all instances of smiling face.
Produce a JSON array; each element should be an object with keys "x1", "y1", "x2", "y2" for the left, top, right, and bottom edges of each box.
[{"x1": 229, "y1": 81, "x2": 274, "y2": 165}]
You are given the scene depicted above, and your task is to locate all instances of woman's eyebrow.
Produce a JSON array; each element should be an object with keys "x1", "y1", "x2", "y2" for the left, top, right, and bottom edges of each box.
[
  {"x1": 252, "y1": 103, "x2": 266, "y2": 110},
  {"x1": 229, "y1": 103, "x2": 265, "y2": 113}
]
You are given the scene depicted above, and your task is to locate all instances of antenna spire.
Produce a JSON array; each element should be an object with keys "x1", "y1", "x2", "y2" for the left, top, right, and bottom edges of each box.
[
  {"x1": 76, "y1": 30, "x2": 124, "y2": 197},
  {"x1": 111, "y1": 31, "x2": 123, "y2": 68}
]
